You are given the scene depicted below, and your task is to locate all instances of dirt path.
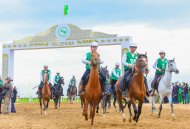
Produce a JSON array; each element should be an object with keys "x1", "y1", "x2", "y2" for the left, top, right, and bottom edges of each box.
[{"x1": 0, "y1": 102, "x2": 189, "y2": 129}]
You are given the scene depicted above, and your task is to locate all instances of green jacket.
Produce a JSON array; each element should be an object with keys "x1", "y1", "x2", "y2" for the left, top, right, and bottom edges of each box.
[
  {"x1": 124, "y1": 51, "x2": 138, "y2": 70},
  {"x1": 41, "y1": 70, "x2": 51, "y2": 82},
  {"x1": 0, "y1": 80, "x2": 3, "y2": 87},
  {"x1": 111, "y1": 68, "x2": 121, "y2": 80},
  {"x1": 155, "y1": 58, "x2": 167, "y2": 75},
  {"x1": 54, "y1": 75, "x2": 61, "y2": 84}
]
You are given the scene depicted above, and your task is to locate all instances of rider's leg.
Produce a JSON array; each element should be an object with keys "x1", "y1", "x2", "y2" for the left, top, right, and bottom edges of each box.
[
  {"x1": 38, "y1": 81, "x2": 44, "y2": 97},
  {"x1": 49, "y1": 82, "x2": 53, "y2": 99},
  {"x1": 144, "y1": 77, "x2": 150, "y2": 97},
  {"x1": 81, "y1": 69, "x2": 90, "y2": 94},
  {"x1": 122, "y1": 69, "x2": 132, "y2": 97},
  {"x1": 61, "y1": 86, "x2": 64, "y2": 96},
  {"x1": 99, "y1": 71, "x2": 106, "y2": 95},
  {"x1": 151, "y1": 74, "x2": 160, "y2": 90}
]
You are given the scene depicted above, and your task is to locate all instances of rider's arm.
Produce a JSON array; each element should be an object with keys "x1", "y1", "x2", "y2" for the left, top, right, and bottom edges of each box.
[
  {"x1": 40, "y1": 71, "x2": 43, "y2": 82},
  {"x1": 153, "y1": 60, "x2": 161, "y2": 71},
  {"x1": 122, "y1": 54, "x2": 129, "y2": 66},
  {"x1": 153, "y1": 60, "x2": 158, "y2": 70},
  {"x1": 82, "y1": 54, "x2": 91, "y2": 64},
  {"x1": 49, "y1": 71, "x2": 51, "y2": 83},
  {"x1": 112, "y1": 69, "x2": 119, "y2": 78},
  {"x1": 54, "y1": 76, "x2": 56, "y2": 84}
]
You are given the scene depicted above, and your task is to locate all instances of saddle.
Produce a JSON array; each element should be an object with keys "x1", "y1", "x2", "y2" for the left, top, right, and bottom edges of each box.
[
  {"x1": 119, "y1": 73, "x2": 133, "y2": 93},
  {"x1": 151, "y1": 76, "x2": 163, "y2": 91}
]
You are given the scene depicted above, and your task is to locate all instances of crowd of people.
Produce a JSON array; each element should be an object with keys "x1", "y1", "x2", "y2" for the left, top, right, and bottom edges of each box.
[
  {"x1": 0, "y1": 76, "x2": 17, "y2": 114},
  {"x1": 172, "y1": 82, "x2": 190, "y2": 104}
]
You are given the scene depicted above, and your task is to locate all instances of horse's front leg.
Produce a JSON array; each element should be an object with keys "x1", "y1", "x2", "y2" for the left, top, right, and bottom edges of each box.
[
  {"x1": 136, "y1": 101, "x2": 143, "y2": 123},
  {"x1": 39, "y1": 98, "x2": 42, "y2": 114},
  {"x1": 128, "y1": 101, "x2": 132, "y2": 123},
  {"x1": 158, "y1": 96, "x2": 163, "y2": 118},
  {"x1": 96, "y1": 103, "x2": 99, "y2": 114},
  {"x1": 117, "y1": 94, "x2": 126, "y2": 122},
  {"x1": 83, "y1": 99, "x2": 88, "y2": 121},
  {"x1": 91, "y1": 103, "x2": 96, "y2": 126},
  {"x1": 131, "y1": 99, "x2": 138, "y2": 121},
  {"x1": 168, "y1": 95, "x2": 175, "y2": 119},
  {"x1": 152, "y1": 94, "x2": 157, "y2": 115}
]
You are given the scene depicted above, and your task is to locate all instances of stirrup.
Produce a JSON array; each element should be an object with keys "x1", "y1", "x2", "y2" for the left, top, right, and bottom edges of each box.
[
  {"x1": 122, "y1": 92, "x2": 127, "y2": 97},
  {"x1": 81, "y1": 91, "x2": 85, "y2": 95}
]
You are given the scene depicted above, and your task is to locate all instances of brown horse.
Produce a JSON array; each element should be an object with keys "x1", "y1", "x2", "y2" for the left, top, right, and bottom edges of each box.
[
  {"x1": 80, "y1": 52, "x2": 102, "y2": 126},
  {"x1": 116, "y1": 53, "x2": 149, "y2": 124},
  {"x1": 78, "y1": 81, "x2": 83, "y2": 108},
  {"x1": 40, "y1": 74, "x2": 51, "y2": 115}
]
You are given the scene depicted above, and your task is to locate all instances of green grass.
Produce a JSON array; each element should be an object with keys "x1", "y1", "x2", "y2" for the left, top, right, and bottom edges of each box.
[{"x1": 16, "y1": 97, "x2": 81, "y2": 103}]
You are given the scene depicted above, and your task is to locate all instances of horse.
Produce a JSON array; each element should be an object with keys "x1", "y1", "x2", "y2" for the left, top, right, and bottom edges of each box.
[
  {"x1": 116, "y1": 53, "x2": 149, "y2": 124},
  {"x1": 151, "y1": 59, "x2": 179, "y2": 119},
  {"x1": 80, "y1": 52, "x2": 102, "y2": 126},
  {"x1": 39, "y1": 74, "x2": 51, "y2": 115},
  {"x1": 96, "y1": 66, "x2": 111, "y2": 115},
  {"x1": 53, "y1": 77, "x2": 64, "y2": 109},
  {"x1": 78, "y1": 81, "x2": 83, "y2": 108},
  {"x1": 0, "y1": 87, "x2": 3, "y2": 114},
  {"x1": 68, "y1": 80, "x2": 77, "y2": 104}
]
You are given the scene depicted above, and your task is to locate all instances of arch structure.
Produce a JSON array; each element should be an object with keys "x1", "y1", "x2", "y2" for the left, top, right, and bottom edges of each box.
[{"x1": 2, "y1": 24, "x2": 132, "y2": 80}]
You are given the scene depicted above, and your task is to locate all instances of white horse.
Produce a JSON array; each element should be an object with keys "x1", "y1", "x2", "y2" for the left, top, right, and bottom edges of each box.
[{"x1": 151, "y1": 58, "x2": 179, "y2": 119}]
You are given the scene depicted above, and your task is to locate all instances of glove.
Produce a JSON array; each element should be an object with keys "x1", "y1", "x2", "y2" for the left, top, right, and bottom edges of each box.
[
  {"x1": 86, "y1": 61, "x2": 91, "y2": 65},
  {"x1": 157, "y1": 68, "x2": 162, "y2": 72},
  {"x1": 128, "y1": 64, "x2": 134, "y2": 68}
]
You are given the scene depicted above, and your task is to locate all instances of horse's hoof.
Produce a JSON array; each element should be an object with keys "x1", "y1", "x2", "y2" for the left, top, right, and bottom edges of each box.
[
  {"x1": 123, "y1": 118, "x2": 126, "y2": 122},
  {"x1": 129, "y1": 118, "x2": 132, "y2": 123},
  {"x1": 133, "y1": 122, "x2": 137, "y2": 126},
  {"x1": 172, "y1": 113, "x2": 175, "y2": 120}
]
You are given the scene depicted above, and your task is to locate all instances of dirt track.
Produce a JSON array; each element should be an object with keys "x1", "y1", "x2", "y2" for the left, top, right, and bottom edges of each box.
[{"x1": 0, "y1": 102, "x2": 189, "y2": 129}]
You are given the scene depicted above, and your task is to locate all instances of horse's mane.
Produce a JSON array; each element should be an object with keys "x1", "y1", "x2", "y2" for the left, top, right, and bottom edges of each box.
[{"x1": 137, "y1": 53, "x2": 147, "y2": 59}]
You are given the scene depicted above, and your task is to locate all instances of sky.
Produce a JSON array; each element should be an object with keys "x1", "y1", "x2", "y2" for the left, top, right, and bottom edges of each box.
[{"x1": 0, "y1": 0, "x2": 189, "y2": 97}]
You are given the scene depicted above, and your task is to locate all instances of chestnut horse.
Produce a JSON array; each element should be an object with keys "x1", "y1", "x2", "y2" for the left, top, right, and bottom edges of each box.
[
  {"x1": 80, "y1": 52, "x2": 102, "y2": 125},
  {"x1": 40, "y1": 74, "x2": 51, "y2": 115},
  {"x1": 116, "y1": 53, "x2": 149, "y2": 124}
]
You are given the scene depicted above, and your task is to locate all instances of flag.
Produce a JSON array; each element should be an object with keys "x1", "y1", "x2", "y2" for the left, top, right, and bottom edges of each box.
[{"x1": 64, "y1": 4, "x2": 69, "y2": 16}]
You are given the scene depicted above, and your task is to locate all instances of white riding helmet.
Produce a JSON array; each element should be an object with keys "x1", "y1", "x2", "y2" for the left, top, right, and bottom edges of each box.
[
  {"x1": 130, "y1": 43, "x2": 138, "y2": 48},
  {"x1": 90, "y1": 42, "x2": 98, "y2": 47},
  {"x1": 159, "y1": 50, "x2": 165, "y2": 54},
  {"x1": 43, "y1": 65, "x2": 48, "y2": 67},
  {"x1": 115, "y1": 62, "x2": 120, "y2": 66}
]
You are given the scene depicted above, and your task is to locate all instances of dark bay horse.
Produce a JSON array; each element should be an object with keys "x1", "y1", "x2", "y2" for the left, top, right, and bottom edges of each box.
[
  {"x1": 40, "y1": 74, "x2": 51, "y2": 115},
  {"x1": 0, "y1": 87, "x2": 3, "y2": 114},
  {"x1": 68, "y1": 79, "x2": 77, "y2": 104},
  {"x1": 80, "y1": 52, "x2": 102, "y2": 125},
  {"x1": 53, "y1": 77, "x2": 64, "y2": 109},
  {"x1": 116, "y1": 53, "x2": 149, "y2": 124},
  {"x1": 96, "y1": 66, "x2": 111, "y2": 115}
]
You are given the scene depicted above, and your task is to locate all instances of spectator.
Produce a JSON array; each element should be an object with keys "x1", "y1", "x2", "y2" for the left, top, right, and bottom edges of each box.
[
  {"x1": 183, "y1": 83, "x2": 189, "y2": 104},
  {"x1": 178, "y1": 83, "x2": 183, "y2": 103}
]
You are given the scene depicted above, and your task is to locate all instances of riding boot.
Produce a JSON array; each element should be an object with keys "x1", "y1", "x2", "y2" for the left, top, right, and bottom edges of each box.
[
  {"x1": 122, "y1": 78, "x2": 127, "y2": 97},
  {"x1": 81, "y1": 79, "x2": 86, "y2": 95},
  {"x1": 61, "y1": 87, "x2": 64, "y2": 96},
  {"x1": 144, "y1": 77, "x2": 150, "y2": 97},
  {"x1": 38, "y1": 87, "x2": 42, "y2": 98}
]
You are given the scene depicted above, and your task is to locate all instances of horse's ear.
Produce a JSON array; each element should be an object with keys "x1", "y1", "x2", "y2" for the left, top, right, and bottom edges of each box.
[
  {"x1": 173, "y1": 57, "x2": 175, "y2": 62},
  {"x1": 145, "y1": 51, "x2": 147, "y2": 56},
  {"x1": 105, "y1": 65, "x2": 107, "y2": 69}
]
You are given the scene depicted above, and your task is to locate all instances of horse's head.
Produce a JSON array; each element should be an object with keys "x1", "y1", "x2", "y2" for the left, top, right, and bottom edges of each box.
[
  {"x1": 100, "y1": 66, "x2": 110, "y2": 78},
  {"x1": 167, "y1": 58, "x2": 179, "y2": 74},
  {"x1": 58, "y1": 77, "x2": 64, "y2": 85},
  {"x1": 91, "y1": 52, "x2": 101, "y2": 67},
  {"x1": 136, "y1": 53, "x2": 149, "y2": 74}
]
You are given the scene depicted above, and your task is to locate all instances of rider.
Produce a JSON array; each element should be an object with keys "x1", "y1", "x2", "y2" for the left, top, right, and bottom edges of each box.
[
  {"x1": 110, "y1": 62, "x2": 121, "y2": 94},
  {"x1": 54, "y1": 71, "x2": 64, "y2": 96},
  {"x1": 151, "y1": 50, "x2": 168, "y2": 90},
  {"x1": 67, "y1": 75, "x2": 77, "y2": 95},
  {"x1": 122, "y1": 43, "x2": 149, "y2": 97},
  {"x1": 38, "y1": 65, "x2": 53, "y2": 98},
  {"x1": 81, "y1": 42, "x2": 106, "y2": 95}
]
